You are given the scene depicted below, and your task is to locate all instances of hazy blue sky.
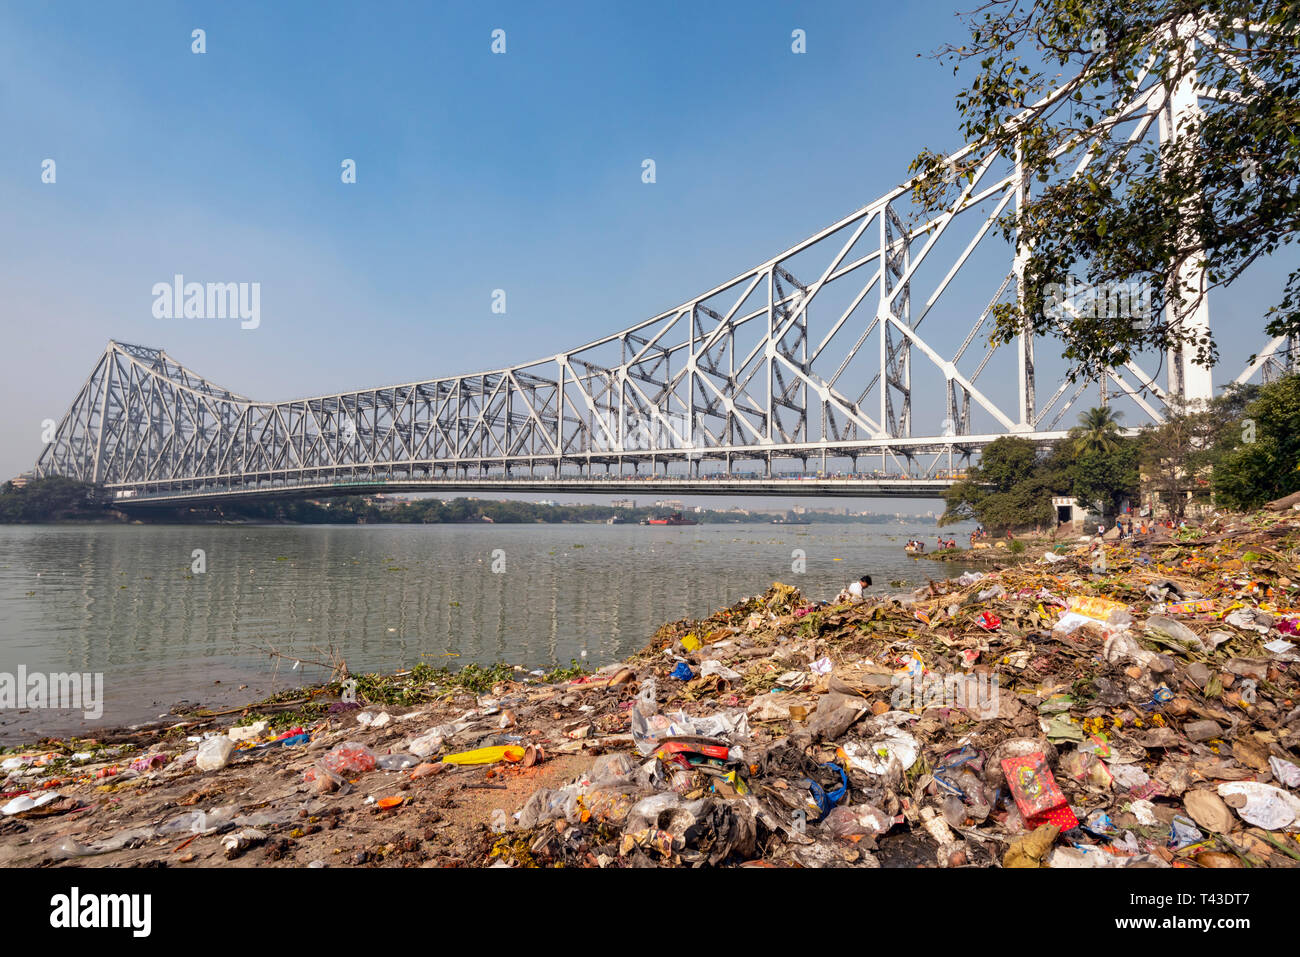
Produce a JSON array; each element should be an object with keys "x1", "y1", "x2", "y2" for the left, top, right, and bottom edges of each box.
[{"x1": 2, "y1": 1, "x2": 1293, "y2": 511}]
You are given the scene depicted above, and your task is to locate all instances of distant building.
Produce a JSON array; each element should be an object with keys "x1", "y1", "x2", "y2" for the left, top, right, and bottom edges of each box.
[
  {"x1": 611, "y1": 498, "x2": 636, "y2": 509},
  {"x1": 654, "y1": 499, "x2": 684, "y2": 509},
  {"x1": 8, "y1": 472, "x2": 34, "y2": 488},
  {"x1": 1052, "y1": 496, "x2": 1086, "y2": 525}
]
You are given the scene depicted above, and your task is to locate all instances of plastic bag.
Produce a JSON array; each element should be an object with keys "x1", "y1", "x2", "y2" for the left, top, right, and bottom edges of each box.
[
  {"x1": 159, "y1": 804, "x2": 238, "y2": 835},
  {"x1": 631, "y1": 709, "x2": 697, "y2": 755},
  {"x1": 823, "y1": 803, "x2": 892, "y2": 838},
  {"x1": 843, "y1": 713, "x2": 921, "y2": 775},
  {"x1": 626, "y1": 793, "x2": 683, "y2": 833},
  {"x1": 584, "y1": 786, "x2": 646, "y2": 824},
  {"x1": 1144, "y1": 616, "x2": 1205, "y2": 652},
  {"x1": 518, "y1": 786, "x2": 581, "y2": 828},
  {"x1": 1270, "y1": 756, "x2": 1300, "y2": 787},
  {"x1": 196, "y1": 736, "x2": 236, "y2": 771},
  {"x1": 1217, "y1": 781, "x2": 1300, "y2": 830},
  {"x1": 1169, "y1": 815, "x2": 1203, "y2": 849},
  {"x1": 585, "y1": 752, "x2": 637, "y2": 788},
  {"x1": 407, "y1": 730, "x2": 445, "y2": 758},
  {"x1": 1109, "y1": 763, "x2": 1150, "y2": 790},
  {"x1": 1059, "y1": 749, "x2": 1114, "y2": 789},
  {"x1": 376, "y1": 753, "x2": 419, "y2": 770},
  {"x1": 700, "y1": 660, "x2": 742, "y2": 681},
  {"x1": 320, "y1": 742, "x2": 377, "y2": 775},
  {"x1": 748, "y1": 693, "x2": 795, "y2": 721}
]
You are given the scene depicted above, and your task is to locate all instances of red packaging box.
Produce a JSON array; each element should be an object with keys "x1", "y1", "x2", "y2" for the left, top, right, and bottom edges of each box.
[{"x1": 1001, "y1": 753, "x2": 1079, "y2": 831}]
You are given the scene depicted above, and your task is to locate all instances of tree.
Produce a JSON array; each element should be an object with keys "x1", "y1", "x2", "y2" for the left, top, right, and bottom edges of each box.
[
  {"x1": 1069, "y1": 406, "x2": 1124, "y2": 457},
  {"x1": 1138, "y1": 397, "x2": 1224, "y2": 519},
  {"x1": 1073, "y1": 441, "x2": 1141, "y2": 518},
  {"x1": 910, "y1": 2, "x2": 1300, "y2": 379},
  {"x1": 975, "y1": 435, "x2": 1042, "y2": 492},
  {"x1": 940, "y1": 435, "x2": 1066, "y2": 532},
  {"x1": 1213, "y1": 374, "x2": 1300, "y2": 508},
  {"x1": 0, "y1": 477, "x2": 100, "y2": 522}
]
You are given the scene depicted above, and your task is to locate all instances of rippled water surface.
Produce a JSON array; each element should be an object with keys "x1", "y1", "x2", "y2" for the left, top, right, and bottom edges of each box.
[{"x1": 0, "y1": 521, "x2": 974, "y2": 739}]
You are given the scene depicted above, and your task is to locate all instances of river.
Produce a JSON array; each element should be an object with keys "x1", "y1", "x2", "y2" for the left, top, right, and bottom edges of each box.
[{"x1": 0, "y1": 520, "x2": 976, "y2": 740}]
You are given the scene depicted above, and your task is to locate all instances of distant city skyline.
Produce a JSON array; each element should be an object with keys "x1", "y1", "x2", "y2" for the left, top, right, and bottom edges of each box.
[{"x1": 390, "y1": 490, "x2": 943, "y2": 517}]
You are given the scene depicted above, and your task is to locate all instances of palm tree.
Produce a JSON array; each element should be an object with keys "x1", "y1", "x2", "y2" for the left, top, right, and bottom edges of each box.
[{"x1": 1070, "y1": 406, "x2": 1124, "y2": 457}]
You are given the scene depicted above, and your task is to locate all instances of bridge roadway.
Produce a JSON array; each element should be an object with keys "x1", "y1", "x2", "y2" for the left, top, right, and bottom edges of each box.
[{"x1": 109, "y1": 475, "x2": 957, "y2": 507}]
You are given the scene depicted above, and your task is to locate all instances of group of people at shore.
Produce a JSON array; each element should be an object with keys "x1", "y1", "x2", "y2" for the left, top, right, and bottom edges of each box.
[{"x1": 1107, "y1": 515, "x2": 1191, "y2": 541}]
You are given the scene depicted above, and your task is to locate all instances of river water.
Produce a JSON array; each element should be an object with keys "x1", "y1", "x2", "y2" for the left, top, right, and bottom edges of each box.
[{"x1": 0, "y1": 521, "x2": 975, "y2": 740}]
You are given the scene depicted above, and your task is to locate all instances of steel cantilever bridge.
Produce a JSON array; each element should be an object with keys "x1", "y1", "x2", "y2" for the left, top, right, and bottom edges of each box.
[{"x1": 34, "y1": 27, "x2": 1298, "y2": 508}]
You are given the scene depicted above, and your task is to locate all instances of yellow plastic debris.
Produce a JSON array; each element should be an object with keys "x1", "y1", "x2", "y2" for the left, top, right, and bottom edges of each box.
[{"x1": 440, "y1": 745, "x2": 525, "y2": 766}]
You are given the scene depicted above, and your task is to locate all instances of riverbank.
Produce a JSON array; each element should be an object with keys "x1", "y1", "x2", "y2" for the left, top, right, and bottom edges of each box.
[{"x1": 3, "y1": 510, "x2": 1299, "y2": 868}]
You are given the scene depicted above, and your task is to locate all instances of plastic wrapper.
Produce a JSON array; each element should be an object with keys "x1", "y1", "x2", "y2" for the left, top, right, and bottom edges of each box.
[{"x1": 1066, "y1": 595, "x2": 1131, "y2": 626}]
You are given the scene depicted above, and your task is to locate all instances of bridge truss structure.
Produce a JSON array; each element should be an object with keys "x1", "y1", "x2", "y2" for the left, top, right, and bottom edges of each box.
[{"x1": 34, "y1": 20, "x2": 1296, "y2": 506}]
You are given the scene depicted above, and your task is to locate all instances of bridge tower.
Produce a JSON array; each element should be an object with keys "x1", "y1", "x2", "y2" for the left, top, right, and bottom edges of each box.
[{"x1": 1161, "y1": 18, "x2": 1214, "y2": 407}]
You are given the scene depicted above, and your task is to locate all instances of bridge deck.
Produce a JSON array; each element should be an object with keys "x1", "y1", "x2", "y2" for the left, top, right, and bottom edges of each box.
[{"x1": 110, "y1": 476, "x2": 957, "y2": 507}]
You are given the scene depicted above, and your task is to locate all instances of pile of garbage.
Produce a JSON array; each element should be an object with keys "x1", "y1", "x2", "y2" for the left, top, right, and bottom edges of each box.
[
  {"x1": 495, "y1": 512, "x2": 1300, "y2": 868},
  {"x1": 3, "y1": 511, "x2": 1300, "y2": 868}
]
